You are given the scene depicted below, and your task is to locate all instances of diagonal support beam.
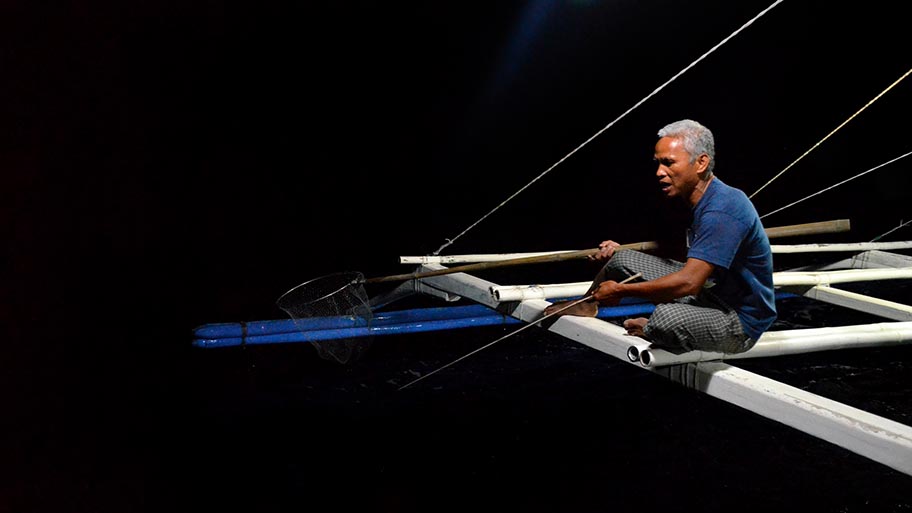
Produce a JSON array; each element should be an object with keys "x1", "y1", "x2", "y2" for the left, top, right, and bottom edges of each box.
[{"x1": 660, "y1": 362, "x2": 912, "y2": 477}]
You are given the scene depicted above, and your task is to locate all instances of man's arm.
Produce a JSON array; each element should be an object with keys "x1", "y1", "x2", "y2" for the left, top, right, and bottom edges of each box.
[{"x1": 593, "y1": 258, "x2": 715, "y2": 305}]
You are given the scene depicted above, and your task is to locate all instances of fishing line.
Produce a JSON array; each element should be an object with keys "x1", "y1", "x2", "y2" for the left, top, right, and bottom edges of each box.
[
  {"x1": 870, "y1": 218, "x2": 912, "y2": 243},
  {"x1": 432, "y1": 0, "x2": 785, "y2": 257},
  {"x1": 759, "y1": 150, "x2": 912, "y2": 220},
  {"x1": 398, "y1": 273, "x2": 643, "y2": 390},
  {"x1": 750, "y1": 67, "x2": 912, "y2": 200}
]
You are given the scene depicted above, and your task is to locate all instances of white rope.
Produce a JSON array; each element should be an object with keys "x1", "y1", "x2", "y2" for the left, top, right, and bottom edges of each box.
[
  {"x1": 871, "y1": 218, "x2": 912, "y2": 242},
  {"x1": 760, "y1": 150, "x2": 912, "y2": 220},
  {"x1": 750, "y1": 67, "x2": 912, "y2": 200},
  {"x1": 432, "y1": 0, "x2": 785, "y2": 256}
]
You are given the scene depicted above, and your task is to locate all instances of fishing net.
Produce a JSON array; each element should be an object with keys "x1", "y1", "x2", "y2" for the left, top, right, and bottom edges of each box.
[{"x1": 276, "y1": 271, "x2": 374, "y2": 364}]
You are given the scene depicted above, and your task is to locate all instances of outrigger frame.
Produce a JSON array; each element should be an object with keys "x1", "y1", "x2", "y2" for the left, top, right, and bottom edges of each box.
[{"x1": 413, "y1": 249, "x2": 912, "y2": 477}]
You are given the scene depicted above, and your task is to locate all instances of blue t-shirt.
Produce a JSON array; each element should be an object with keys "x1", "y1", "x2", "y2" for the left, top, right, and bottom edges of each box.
[{"x1": 686, "y1": 178, "x2": 777, "y2": 340}]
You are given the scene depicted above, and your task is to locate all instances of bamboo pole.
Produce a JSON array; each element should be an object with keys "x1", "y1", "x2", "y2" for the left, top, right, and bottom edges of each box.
[
  {"x1": 372, "y1": 219, "x2": 851, "y2": 283},
  {"x1": 764, "y1": 218, "x2": 850, "y2": 238},
  {"x1": 364, "y1": 242, "x2": 656, "y2": 284}
]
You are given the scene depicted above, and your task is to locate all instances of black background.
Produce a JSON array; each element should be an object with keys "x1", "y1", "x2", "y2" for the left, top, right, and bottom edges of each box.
[{"x1": 4, "y1": 1, "x2": 912, "y2": 511}]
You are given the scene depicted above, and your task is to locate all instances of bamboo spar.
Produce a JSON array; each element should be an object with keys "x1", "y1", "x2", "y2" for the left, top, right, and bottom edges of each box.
[
  {"x1": 365, "y1": 219, "x2": 850, "y2": 284},
  {"x1": 364, "y1": 242, "x2": 653, "y2": 284}
]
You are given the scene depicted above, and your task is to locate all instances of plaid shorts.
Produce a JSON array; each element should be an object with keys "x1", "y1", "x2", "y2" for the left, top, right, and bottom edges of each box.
[{"x1": 593, "y1": 250, "x2": 754, "y2": 354}]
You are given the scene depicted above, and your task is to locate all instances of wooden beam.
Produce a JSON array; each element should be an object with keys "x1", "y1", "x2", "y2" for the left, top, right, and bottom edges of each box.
[{"x1": 660, "y1": 362, "x2": 912, "y2": 477}]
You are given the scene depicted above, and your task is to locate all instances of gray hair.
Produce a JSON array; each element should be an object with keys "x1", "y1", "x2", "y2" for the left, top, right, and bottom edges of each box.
[{"x1": 657, "y1": 119, "x2": 715, "y2": 174}]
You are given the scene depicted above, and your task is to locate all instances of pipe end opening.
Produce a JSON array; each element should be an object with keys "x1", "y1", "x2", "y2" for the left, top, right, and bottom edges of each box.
[{"x1": 640, "y1": 350, "x2": 652, "y2": 367}]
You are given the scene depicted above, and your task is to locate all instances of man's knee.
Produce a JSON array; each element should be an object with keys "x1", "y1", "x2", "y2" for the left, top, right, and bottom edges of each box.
[
  {"x1": 642, "y1": 305, "x2": 692, "y2": 351},
  {"x1": 607, "y1": 249, "x2": 640, "y2": 270},
  {"x1": 601, "y1": 250, "x2": 645, "y2": 279}
]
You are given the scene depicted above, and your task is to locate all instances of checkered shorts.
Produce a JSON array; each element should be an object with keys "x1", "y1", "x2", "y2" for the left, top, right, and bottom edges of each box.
[{"x1": 593, "y1": 250, "x2": 754, "y2": 354}]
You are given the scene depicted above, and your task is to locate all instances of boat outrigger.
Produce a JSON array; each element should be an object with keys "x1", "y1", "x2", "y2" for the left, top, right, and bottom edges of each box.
[
  {"x1": 192, "y1": 219, "x2": 912, "y2": 478},
  {"x1": 192, "y1": 3, "x2": 912, "y2": 483}
]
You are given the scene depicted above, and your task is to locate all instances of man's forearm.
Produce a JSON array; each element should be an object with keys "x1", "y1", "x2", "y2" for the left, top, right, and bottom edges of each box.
[{"x1": 618, "y1": 272, "x2": 702, "y2": 303}]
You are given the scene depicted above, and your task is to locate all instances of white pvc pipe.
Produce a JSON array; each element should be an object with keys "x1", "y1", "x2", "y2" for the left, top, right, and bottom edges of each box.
[
  {"x1": 770, "y1": 241, "x2": 912, "y2": 253},
  {"x1": 773, "y1": 267, "x2": 912, "y2": 286},
  {"x1": 626, "y1": 342, "x2": 652, "y2": 363},
  {"x1": 490, "y1": 282, "x2": 591, "y2": 302},
  {"x1": 491, "y1": 267, "x2": 912, "y2": 302},
  {"x1": 639, "y1": 321, "x2": 912, "y2": 367}
]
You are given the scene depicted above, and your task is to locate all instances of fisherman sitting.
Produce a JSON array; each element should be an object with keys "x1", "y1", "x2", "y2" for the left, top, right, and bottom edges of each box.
[{"x1": 544, "y1": 119, "x2": 777, "y2": 354}]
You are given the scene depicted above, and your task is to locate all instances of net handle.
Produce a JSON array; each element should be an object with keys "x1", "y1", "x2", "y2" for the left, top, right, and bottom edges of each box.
[{"x1": 363, "y1": 219, "x2": 850, "y2": 284}]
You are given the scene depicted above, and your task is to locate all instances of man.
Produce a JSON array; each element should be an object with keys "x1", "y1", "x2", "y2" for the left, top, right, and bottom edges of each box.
[{"x1": 544, "y1": 119, "x2": 776, "y2": 354}]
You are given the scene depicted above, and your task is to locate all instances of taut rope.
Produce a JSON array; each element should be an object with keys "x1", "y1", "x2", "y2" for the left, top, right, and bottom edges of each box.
[
  {"x1": 760, "y1": 150, "x2": 912, "y2": 220},
  {"x1": 750, "y1": 67, "x2": 912, "y2": 199},
  {"x1": 870, "y1": 218, "x2": 912, "y2": 243},
  {"x1": 432, "y1": 0, "x2": 785, "y2": 256}
]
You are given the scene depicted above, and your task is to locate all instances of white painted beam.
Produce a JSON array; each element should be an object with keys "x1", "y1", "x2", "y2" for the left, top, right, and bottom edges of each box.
[
  {"x1": 659, "y1": 362, "x2": 912, "y2": 477},
  {"x1": 802, "y1": 285, "x2": 912, "y2": 321}
]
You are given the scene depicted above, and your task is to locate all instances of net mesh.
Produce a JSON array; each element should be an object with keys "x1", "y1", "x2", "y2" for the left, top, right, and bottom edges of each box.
[{"x1": 276, "y1": 271, "x2": 374, "y2": 364}]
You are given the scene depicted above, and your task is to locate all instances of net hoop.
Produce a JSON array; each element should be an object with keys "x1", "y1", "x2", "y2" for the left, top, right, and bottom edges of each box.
[
  {"x1": 276, "y1": 271, "x2": 365, "y2": 311},
  {"x1": 276, "y1": 271, "x2": 374, "y2": 364}
]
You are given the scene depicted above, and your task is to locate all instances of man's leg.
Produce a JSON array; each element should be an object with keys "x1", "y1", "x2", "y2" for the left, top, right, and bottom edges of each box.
[
  {"x1": 588, "y1": 250, "x2": 685, "y2": 292},
  {"x1": 544, "y1": 250, "x2": 684, "y2": 317},
  {"x1": 641, "y1": 299, "x2": 753, "y2": 354}
]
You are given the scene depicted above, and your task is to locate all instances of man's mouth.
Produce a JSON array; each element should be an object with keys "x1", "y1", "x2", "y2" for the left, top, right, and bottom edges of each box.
[{"x1": 660, "y1": 181, "x2": 672, "y2": 192}]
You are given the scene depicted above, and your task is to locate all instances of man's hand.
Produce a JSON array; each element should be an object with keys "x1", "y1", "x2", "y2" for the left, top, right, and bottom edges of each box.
[
  {"x1": 589, "y1": 240, "x2": 621, "y2": 262},
  {"x1": 592, "y1": 280, "x2": 624, "y2": 306}
]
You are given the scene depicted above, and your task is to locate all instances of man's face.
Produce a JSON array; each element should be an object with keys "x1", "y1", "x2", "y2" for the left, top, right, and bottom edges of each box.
[{"x1": 654, "y1": 136, "x2": 702, "y2": 201}]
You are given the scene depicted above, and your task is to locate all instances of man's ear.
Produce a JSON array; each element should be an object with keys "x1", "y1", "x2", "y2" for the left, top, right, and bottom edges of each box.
[{"x1": 696, "y1": 153, "x2": 711, "y2": 175}]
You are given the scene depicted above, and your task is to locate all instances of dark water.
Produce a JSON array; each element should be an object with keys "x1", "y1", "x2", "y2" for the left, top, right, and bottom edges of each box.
[
  {"x1": 176, "y1": 329, "x2": 911, "y2": 512},
  {"x1": 8, "y1": 284, "x2": 912, "y2": 513},
  {"x1": 166, "y1": 291, "x2": 912, "y2": 513},
  {"x1": 6, "y1": 2, "x2": 912, "y2": 511}
]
